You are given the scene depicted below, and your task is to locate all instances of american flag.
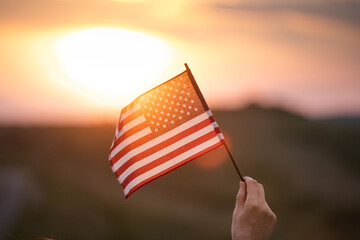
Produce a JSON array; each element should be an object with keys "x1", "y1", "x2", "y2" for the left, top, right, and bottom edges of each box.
[{"x1": 109, "y1": 66, "x2": 225, "y2": 199}]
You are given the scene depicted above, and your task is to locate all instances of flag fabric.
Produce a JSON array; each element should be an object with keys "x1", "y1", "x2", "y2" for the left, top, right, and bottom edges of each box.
[{"x1": 109, "y1": 66, "x2": 225, "y2": 199}]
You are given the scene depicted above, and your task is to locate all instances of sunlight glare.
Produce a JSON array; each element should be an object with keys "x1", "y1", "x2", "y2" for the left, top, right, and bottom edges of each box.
[{"x1": 52, "y1": 28, "x2": 174, "y2": 105}]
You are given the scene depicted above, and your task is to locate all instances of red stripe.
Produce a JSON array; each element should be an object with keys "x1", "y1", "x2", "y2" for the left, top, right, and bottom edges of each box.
[
  {"x1": 110, "y1": 133, "x2": 153, "y2": 166},
  {"x1": 209, "y1": 115, "x2": 215, "y2": 122},
  {"x1": 111, "y1": 121, "x2": 149, "y2": 152},
  {"x1": 214, "y1": 127, "x2": 222, "y2": 134},
  {"x1": 116, "y1": 103, "x2": 140, "y2": 133},
  {"x1": 121, "y1": 101, "x2": 137, "y2": 114},
  {"x1": 124, "y1": 141, "x2": 223, "y2": 199},
  {"x1": 113, "y1": 118, "x2": 213, "y2": 176},
  {"x1": 115, "y1": 109, "x2": 144, "y2": 140},
  {"x1": 120, "y1": 109, "x2": 143, "y2": 126},
  {"x1": 120, "y1": 130, "x2": 218, "y2": 189}
]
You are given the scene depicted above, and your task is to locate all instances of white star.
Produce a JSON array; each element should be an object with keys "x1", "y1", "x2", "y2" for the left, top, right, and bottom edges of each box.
[
  {"x1": 164, "y1": 119, "x2": 168, "y2": 122},
  {"x1": 187, "y1": 92, "x2": 190, "y2": 96},
  {"x1": 144, "y1": 105, "x2": 147, "y2": 108},
  {"x1": 175, "y1": 89, "x2": 179, "y2": 92},
  {"x1": 167, "y1": 113, "x2": 170, "y2": 116},
  {"x1": 149, "y1": 107, "x2": 153, "y2": 110},
  {"x1": 184, "y1": 98, "x2": 188, "y2": 101},
  {"x1": 159, "y1": 97, "x2": 162, "y2": 101},
  {"x1": 179, "y1": 116, "x2": 182, "y2": 120},
  {"x1": 181, "y1": 90, "x2": 184, "y2": 94},
  {"x1": 163, "y1": 124, "x2": 166, "y2": 128},
  {"x1": 168, "y1": 106, "x2": 172, "y2": 110},
  {"x1": 167, "y1": 93, "x2": 170, "y2": 97},
  {"x1": 156, "y1": 103, "x2": 160, "y2": 107},
  {"x1": 194, "y1": 108, "x2": 198, "y2": 111},
  {"x1": 174, "y1": 109, "x2": 178, "y2": 112},
  {"x1": 180, "y1": 110, "x2": 184, "y2": 113},
  {"x1": 163, "y1": 105, "x2": 166, "y2": 109},
  {"x1": 182, "y1": 104, "x2": 186, "y2": 107},
  {"x1": 171, "y1": 120, "x2": 174, "y2": 124},
  {"x1": 151, "y1": 121, "x2": 154, "y2": 124},
  {"x1": 160, "y1": 111, "x2": 164, "y2": 114},
  {"x1": 158, "y1": 117, "x2": 162, "y2": 120},
  {"x1": 190, "y1": 100, "x2": 194, "y2": 103},
  {"x1": 176, "y1": 102, "x2": 180, "y2": 106},
  {"x1": 156, "y1": 122, "x2": 160, "y2": 126},
  {"x1": 165, "y1": 99, "x2": 168, "y2": 102},
  {"x1": 179, "y1": 96, "x2": 183, "y2": 100},
  {"x1": 171, "y1": 100, "x2": 174, "y2": 104},
  {"x1": 162, "y1": 92, "x2": 165, "y2": 95},
  {"x1": 188, "y1": 106, "x2": 192, "y2": 109},
  {"x1": 183, "y1": 84, "x2": 186, "y2": 88},
  {"x1": 146, "y1": 99, "x2": 150, "y2": 102},
  {"x1": 172, "y1": 114, "x2": 176, "y2": 118},
  {"x1": 187, "y1": 112, "x2": 190, "y2": 115},
  {"x1": 155, "y1": 109, "x2": 158, "y2": 113},
  {"x1": 153, "y1": 115, "x2": 156, "y2": 118},
  {"x1": 180, "y1": 76, "x2": 183, "y2": 80},
  {"x1": 147, "y1": 113, "x2": 150, "y2": 116},
  {"x1": 154, "y1": 128, "x2": 158, "y2": 132},
  {"x1": 177, "y1": 82, "x2": 180, "y2": 86}
]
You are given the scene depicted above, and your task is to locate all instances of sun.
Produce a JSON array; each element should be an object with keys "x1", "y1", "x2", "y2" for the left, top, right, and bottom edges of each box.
[{"x1": 52, "y1": 27, "x2": 175, "y2": 105}]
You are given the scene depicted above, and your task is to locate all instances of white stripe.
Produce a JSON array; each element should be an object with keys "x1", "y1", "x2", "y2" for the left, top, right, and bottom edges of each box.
[
  {"x1": 211, "y1": 121, "x2": 219, "y2": 128},
  {"x1": 115, "y1": 104, "x2": 141, "y2": 137},
  {"x1": 111, "y1": 112, "x2": 210, "y2": 172},
  {"x1": 115, "y1": 115, "x2": 146, "y2": 139},
  {"x1": 123, "y1": 136, "x2": 221, "y2": 195},
  {"x1": 118, "y1": 124, "x2": 215, "y2": 182},
  {"x1": 218, "y1": 133, "x2": 224, "y2": 139},
  {"x1": 110, "y1": 127, "x2": 152, "y2": 159}
]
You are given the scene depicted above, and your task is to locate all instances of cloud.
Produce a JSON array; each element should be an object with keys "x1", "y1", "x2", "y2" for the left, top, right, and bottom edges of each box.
[{"x1": 212, "y1": 0, "x2": 360, "y2": 26}]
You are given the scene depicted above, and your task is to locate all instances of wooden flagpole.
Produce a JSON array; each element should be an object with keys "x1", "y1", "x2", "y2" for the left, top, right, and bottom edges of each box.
[{"x1": 184, "y1": 63, "x2": 244, "y2": 181}]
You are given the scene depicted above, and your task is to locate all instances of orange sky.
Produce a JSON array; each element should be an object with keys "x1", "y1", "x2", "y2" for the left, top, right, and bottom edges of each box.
[{"x1": 1, "y1": 0, "x2": 360, "y2": 125}]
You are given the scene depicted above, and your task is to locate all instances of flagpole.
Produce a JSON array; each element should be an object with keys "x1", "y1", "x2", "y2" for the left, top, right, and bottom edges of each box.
[
  {"x1": 224, "y1": 144, "x2": 245, "y2": 181},
  {"x1": 184, "y1": 63, "x2": 245, "y2": 182}
]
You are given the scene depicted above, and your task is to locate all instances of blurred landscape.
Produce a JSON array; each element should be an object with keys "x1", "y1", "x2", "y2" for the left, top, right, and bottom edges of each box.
[{"x1": 1, "y1": 104, "x2": 360, "y2": 240}]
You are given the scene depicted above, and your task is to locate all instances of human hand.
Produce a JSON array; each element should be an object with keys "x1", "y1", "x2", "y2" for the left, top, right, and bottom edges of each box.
[{"x1": 232, "y1": 177, "x2": 277, "y2": 240}]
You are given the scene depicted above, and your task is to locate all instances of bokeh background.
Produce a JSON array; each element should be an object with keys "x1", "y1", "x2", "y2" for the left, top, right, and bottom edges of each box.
[{"x1": 1, "y1": 0, "x2": 360, "y2": 239}]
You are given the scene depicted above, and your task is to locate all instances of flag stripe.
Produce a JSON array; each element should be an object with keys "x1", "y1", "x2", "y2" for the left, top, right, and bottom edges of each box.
[
  {"x1": 120, "y1": 109, "x2": 143, "y2": 127},
  {"x1": 116, "y1": 115, "x2": 146, "y2": 139},
  {"x1": 114, "y1": 117, "x2": 212, "y2": 177},
  {"x1": 110, "y1": 127, "x2": 152, "y2": 159},
  {"x1": 120, "y1": 104, "x2": 141, "y2": 122},
  {"x1": 111, "y1": 122, "x2": 149, "y2": 152},
  {"x1": 111, "y1": 111, "x2": 211, "y2": 171},
  {"x1": 117, "y1": 121, "x2": 216, "y2": 181},
  {"x1": 110, "y1": 132, "x2": 154, "y2": 166},
  {"x1": 123, "y1": 136, "x2": 222, "y2": 198},
  {"x1": 115, "y1": 105, "x2": 142, "y2": 138},
  {"x1": 120, "y1": 130, "x2": 218, "y2": 188}
]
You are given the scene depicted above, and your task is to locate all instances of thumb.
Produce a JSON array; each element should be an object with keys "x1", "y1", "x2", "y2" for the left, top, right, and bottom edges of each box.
[{"x1": 235, "y1": 181, "x2": 246, "y2": 211}]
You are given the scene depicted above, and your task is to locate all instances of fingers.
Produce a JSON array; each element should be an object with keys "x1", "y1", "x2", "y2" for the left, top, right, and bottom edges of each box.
[
  {"x1": 235, "y1": 181, "x2": 246, "y2": 211},
  {"x1": 244, "y1": 176, "x2": 259, "y2": 202},
  {"x1": 258, "y1": 183, "x2": 265, "y2": 203}
]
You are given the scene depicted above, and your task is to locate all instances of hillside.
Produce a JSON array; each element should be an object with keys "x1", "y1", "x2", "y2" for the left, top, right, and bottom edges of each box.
[{"x1": 0, "y1": 105, "x2": 359, "y2": 240}]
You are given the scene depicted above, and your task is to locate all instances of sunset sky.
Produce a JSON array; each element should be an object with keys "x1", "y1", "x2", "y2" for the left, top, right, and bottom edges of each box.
[{"x1": 1, "y1": 0, "x2": 360, "y2": 125}]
